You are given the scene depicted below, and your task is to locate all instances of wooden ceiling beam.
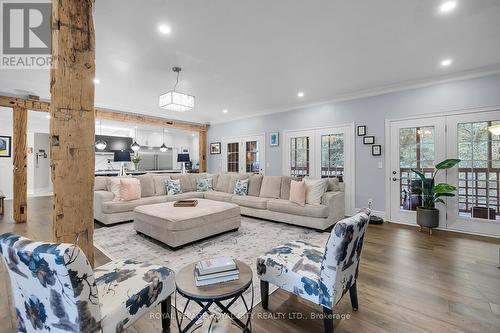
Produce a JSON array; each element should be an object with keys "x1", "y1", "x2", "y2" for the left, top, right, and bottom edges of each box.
[{"x1": 0, "y1": 95, "x2": 208, "y2": 132}]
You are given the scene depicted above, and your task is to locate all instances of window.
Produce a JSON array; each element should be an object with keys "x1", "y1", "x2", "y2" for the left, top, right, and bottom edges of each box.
[
  {"x1": 290, "y1": 136, "x2": 310, "y2": 177},
  {"x1": 227, "y1": 142, "x2": 239, "y2": 172},
  {"x1": 457, "y1": 121, "x2": 500, "y2": 220},
  {"x1": 321, "y1": 134, "x2": 344, "y2": 180},
  {"x1": 399, "y1": 126, "x2": 435, "y2": 211},
  {"x1": 245, "y1": 140, "x2": 260, "y2": 173}
]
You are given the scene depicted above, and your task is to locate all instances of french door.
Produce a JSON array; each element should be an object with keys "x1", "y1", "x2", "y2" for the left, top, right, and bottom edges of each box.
[
  {"x1": 222, "y1": 134, "x2": 265, "y2": 174},
  {"x1": 388, "y1": 108, "x2": 500, "y2": 237},
  {"x1": 389, "y1": 117, "x2": 446, "y2": 225},
  {"x1": 283, "y1": 124, "x2": 355, "y2": 214},
  {"x1": 446, "y1": 111, "x2": 500, "y2": 236}
]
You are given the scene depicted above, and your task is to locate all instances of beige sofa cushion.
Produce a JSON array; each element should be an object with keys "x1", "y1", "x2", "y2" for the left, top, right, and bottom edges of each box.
[
  {"x1": 204, "y1": 191, "x2": 234, "y2": 202},
  {"x1": 267, "y1": 199, "x2": 329, "y2": 218},
  {"x1": 247, "y1": 175, "x2": 263, "y2": 197},
  {"x1": 102, "y1": 195, "x2": 167, "y2": 214},
  {"x1": 94, "y1": 177, "x2": 107, "y2": 191},
  {"x1": 259, "y1": 176, "x2": 282, "y2": 199},
  {"x1": 134, "y1": 174, "x2": 155, "y2": 197},
  {"x1": 232, "y1": 195, "x2": 268, "y2": 210},
  {"x1": 228, "y1": 173, "x2": 251, "y2": 194},
  {"x1": 280, "y1": 176, "x2": 299, "y2": 199},
  {"x1": 215, "y1": 174, "x2": 231, "y2": 192},
  {"x1": 165, "y1": 192, "x2": 205, "y2": 202},
  {"x1": 304, "y1": 178, "x2": 328, "y2": 205},
  {"x1": 289, "y1": 180, "x2": 306, "y2": 206},
  {"x1": 134, "y1": 199, "x2": 240, "y2": 231},
  {"x1": 205, "y1": 173, "x2": 219, "y2": 190},
  {"x1": 153, "y1": 175, "x2": 171, "y2": 196},
  {"x1": 327, "y1": 177, "x2": 341, "y2": 192},
  {"x1": 170, "y1": 174, "x2": 194, "y2": 192}
]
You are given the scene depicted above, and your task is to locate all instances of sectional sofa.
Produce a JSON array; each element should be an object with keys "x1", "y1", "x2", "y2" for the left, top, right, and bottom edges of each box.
[{"x1": 93, "y1": 173, "x2": 345, "y2": 230}]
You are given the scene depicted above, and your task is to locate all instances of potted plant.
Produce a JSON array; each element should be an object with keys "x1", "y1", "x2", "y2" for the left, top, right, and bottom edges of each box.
[
  {"x1": 411, "y1": 159, "x2": 460, "y2": 234},
  {"x1": 132, "y1": 154, "x2": 141, "y2": 170}
]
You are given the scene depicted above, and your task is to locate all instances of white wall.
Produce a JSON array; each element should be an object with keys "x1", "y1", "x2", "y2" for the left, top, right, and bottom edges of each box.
[{"x1": 207, "y1": 74, "x2": 500, "y2": 212}]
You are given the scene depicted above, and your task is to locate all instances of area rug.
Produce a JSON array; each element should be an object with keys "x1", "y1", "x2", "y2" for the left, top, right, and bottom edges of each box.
[{"x1": 93, "y1": 216, "x2": 330, "y2": 320}]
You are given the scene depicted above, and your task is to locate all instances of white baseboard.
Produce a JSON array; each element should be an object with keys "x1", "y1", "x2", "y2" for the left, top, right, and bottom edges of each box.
[{"x1": 354, "y1": 208, "x2": 385, "y2": 218}]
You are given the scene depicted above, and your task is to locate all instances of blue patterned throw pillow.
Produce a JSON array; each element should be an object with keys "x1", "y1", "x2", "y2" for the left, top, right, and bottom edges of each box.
[
  {"x1": 196, "y1": 178, "x2": 213, "y2": 192},
  {"x1": 233, "y1": 178, "x2": 249, "y2": 196},
  {"x1": 166, "y1": 179, "x2": 182, "y2": 195}
]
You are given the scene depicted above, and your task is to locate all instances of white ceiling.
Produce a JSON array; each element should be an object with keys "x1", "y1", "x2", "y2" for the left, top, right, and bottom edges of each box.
[{"x1": 1, "y1": 0, "x2": 500, "y2": 124}]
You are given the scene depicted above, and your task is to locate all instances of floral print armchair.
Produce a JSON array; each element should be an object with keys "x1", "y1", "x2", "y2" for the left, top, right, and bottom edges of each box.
[
  {"x1": 256, "y1": 208, "x2": 371, "y2": 333},
  {"x1": 0, "y1": 233, "x2": 175, "y2": 333}
]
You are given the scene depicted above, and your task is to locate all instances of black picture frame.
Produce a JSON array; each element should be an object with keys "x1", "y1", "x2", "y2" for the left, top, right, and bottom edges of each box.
[
  {"x1": 210, "y1": 142, "x2": 221, "y2": 154},
  {"x1": 0, "y1": 135, "x2": 12, "y2": 158},
  {"x1": 363, "y1": 136, "x2": 375, "y2": 145},
  {"x1": 357, "y1": 125, "x2": 366, "y2": 136},
  {"x1": 372, "y1": 145, "x2": 382, "y2": 156}
]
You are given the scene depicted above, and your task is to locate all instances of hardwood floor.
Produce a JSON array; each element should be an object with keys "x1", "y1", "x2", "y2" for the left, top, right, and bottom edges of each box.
[{"x1": 1, "y1": 196, "x2": 500, "y2": 332}]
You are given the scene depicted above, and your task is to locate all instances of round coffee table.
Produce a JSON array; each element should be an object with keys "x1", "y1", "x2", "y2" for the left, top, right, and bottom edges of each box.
[{"x1": 174, "y1": 260, "x2": 254, "y2": 333}]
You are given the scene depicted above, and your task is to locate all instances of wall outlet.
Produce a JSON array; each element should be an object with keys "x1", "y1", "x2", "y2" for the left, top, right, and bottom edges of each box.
[{"x1": 367, "y1": 198, "x2": 373, "y2": 208}]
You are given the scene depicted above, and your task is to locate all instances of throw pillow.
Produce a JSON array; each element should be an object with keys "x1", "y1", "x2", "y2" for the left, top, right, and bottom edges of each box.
[
  {"x1": 166, "y1": 179, "x2": 182, "y2": 195},
  {"x1": 120, "y1": 178, "x2": 141, "y2": 201},
  {"x1": 233, "y1": 178, "x2": 249, "y2": 196},
  {"x1": 196, "y1": 178, "x2": 213, "y2": 192},
  {"x1": 289, "y1": 180, "x2": 306, "y2": 206},
  {"x1": 304, "y1": 178, "x2": 328, "y2": 205},
  {"x1": 108, "y1": 177, "x2": 124, "y2": 201}
]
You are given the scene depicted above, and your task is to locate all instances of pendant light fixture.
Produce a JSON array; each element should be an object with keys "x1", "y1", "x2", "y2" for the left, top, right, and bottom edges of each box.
[
  {"x1": 159, "y1": 67, "x2": 195, "y2": 112},
  {"x1": 131, "y1": 125, "x2": 140, "y2": 152},
  {"x1": 160, "y1": 129, "x2": 168, "y2": 152},
  {"x1": 95, "y1": 120, "x2": 107, "y2": 150}
]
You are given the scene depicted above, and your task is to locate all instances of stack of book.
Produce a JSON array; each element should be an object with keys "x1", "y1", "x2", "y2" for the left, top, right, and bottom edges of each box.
[
  {"x1": 173, "y1": 199, "x2": 198, "y2": 207},
  {"x1": 195, "y1": 256, "x2": 240, "y2": 287}
]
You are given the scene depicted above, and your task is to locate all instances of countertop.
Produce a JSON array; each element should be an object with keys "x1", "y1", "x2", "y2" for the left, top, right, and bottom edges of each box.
[{"x1": 95, "y1": 169, "x2": 182, "y2": 176}]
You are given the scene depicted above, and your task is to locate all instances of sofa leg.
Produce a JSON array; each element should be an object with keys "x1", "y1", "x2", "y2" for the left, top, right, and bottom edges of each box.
[
  {"x1": 161, "y1": 296, "x2": 171, "y2": 333},
  {"x1": 349, "y1": 282, "x2": 358, "y2": 311},
  {"x1": 323, "y1": 306, "x2": 333, "y2": 333},
  {"x1": 260, "y1": 280, "x2": 269, "y2": 310}
]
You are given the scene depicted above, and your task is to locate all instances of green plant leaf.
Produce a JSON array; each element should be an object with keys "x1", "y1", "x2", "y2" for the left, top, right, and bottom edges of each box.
[
  {"x1": 411, "y1": 169, "x2": 427, "y2": 181},
  {"x1": 435, "y1": 198, "x2": 446, "y2": 204},
  {"x1": 435, "y1": 159, "x2": 461, "y2": 170},
  {"x1": 435, "y1": 192, "x2": 455, "y2": 198},
  {"x1": 433, "y1": 183, "x2": 457, "y2": 193}
]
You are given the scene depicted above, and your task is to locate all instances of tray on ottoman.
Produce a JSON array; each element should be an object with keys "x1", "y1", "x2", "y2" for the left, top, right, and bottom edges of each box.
[{"x1": 134, "y1": 198, "x2": 241, "y2": 249}]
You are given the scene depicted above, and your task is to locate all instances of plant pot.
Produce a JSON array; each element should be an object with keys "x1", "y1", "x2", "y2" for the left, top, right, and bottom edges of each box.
[{"x1": 416, "y1": 207, "x2": 439, "y2": 229}]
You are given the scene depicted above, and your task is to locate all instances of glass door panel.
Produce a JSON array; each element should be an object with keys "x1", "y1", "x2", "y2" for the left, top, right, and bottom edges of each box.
[
  {"x1": 398, "y1": 126, "x2": 435, "y2": 212},
  {"x1": 245, "y1": 140, "x2": 260, "y2": 173},
  {"x1": 227, "y1": 142, "x2": 239, "y2": 172},
  {"x1": 321, "y1": 133, "x2": 344, "y2": 180},
  {"x1": 290, "y1": 136, "x2": 310, "y2": 177},
  {"x1": 446, "y1": 111, "x2": 500, "y2": 237},
  {"x1": 389, "y1": 117, "x2": 446, "y2": 225}
]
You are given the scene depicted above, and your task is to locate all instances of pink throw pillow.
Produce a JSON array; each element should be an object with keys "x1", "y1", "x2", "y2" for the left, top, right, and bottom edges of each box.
[
  {"x1": 289, "y1": 180, "x2": 306, "y2": 206},
  {"x1": 120, "y1": 178, "x2": 141, "y2": 201}
]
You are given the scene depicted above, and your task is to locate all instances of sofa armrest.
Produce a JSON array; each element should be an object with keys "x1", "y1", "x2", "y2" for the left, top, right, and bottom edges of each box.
[
  {"x1": 94, "y1": 191, "x2": 114, "y2": 208},
  {"x1": 321, "y1": 191, "x2": 345, "y2": 224}
]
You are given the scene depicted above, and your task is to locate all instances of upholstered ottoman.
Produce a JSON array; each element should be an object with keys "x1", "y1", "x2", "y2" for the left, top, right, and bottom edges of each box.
[{"x1": 134, "y1": 198, "x2": 241, "y2": 249}]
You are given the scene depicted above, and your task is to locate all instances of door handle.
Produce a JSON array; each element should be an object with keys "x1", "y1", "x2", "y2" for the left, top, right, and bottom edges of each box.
[{"x1": 392, "y1": 177, "x2": 400, "y2": 181}]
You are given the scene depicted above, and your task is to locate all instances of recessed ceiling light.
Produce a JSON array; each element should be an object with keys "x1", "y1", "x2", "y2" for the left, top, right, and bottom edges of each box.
[
  {"x1": 439, "y1": 1, "x2": 457, "y2": 13},
  {"x1": 297, "y1": 91, "x2": 304, "y2": 98},
  {"x1": 93, "y1": 78, "x2": 100, "y2": 84},
  {"x1": 222, "y1": 109, "x2": 228, "y2": 114},
  {"x1": 440, "y1": 58, "x2": 453, "y2": 67},
  {"x1": 158, "y1": 24, "x2": 171, "y2": 35}
]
